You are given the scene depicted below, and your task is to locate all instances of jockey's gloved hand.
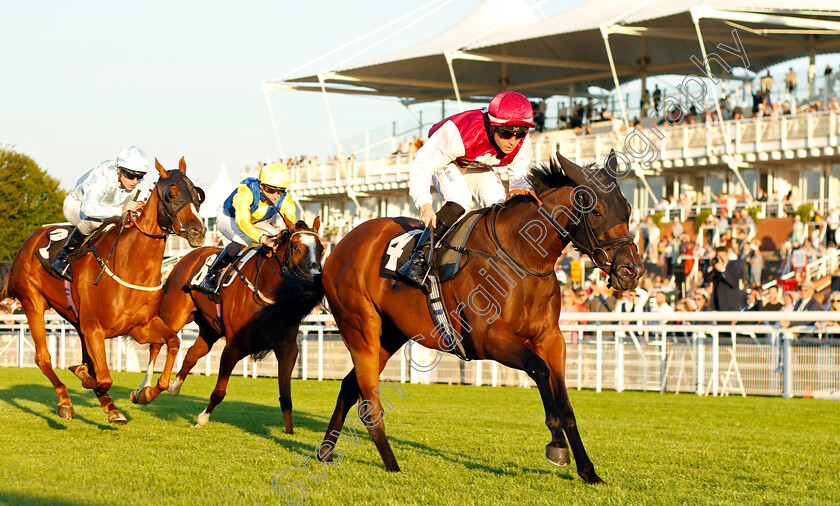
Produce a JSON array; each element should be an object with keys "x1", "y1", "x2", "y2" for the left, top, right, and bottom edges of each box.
[
  {"x1": 419, "y1": 203, "x2": 436, "y2": 228},
  {"x1": 122, "y1": 200, "x2": 142, "y2": 214}
]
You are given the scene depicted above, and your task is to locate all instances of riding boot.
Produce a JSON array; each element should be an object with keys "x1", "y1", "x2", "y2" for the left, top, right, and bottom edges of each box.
[
  {"x1": 398, "y1": 201, "x2": 465, "y2": 288},
  {"x1": 51, "y1": 227, "x2": 88, "y2": 282},
  {"x1": 197, "y1": 243, "x2": 243, "y2": 298}
]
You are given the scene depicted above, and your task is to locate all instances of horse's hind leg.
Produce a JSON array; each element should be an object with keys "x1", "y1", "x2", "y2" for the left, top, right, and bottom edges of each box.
[
  {"x1": 194, "y1": 341, "x2": 241, "y2": 428},
  {"x1": 541, "y1": 334, "x2": 604, "y2": 485},
  {"x1": 19, "y1": 297, "x2": 74, "y2": 420},
  {"x1": 316, "y1": 334, "x2": 406, "y2": 470},
  {"x1": 274, "y1": 336, "x2": 299, "y2": 434}
]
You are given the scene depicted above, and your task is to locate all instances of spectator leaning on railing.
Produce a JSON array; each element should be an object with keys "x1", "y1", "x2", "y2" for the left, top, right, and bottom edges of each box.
[
  {"x1": 817, "y1": 291, "x2": 840, "y2": 338},
  {"x1": 780, "y1": 281, "x2": 822, "y2": 330}
]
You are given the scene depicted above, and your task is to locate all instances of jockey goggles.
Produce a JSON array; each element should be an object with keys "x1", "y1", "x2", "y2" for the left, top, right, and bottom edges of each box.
[
  {"x1": 119, "y1": 168, "x2": 144, "y2": 180},
  {"x1": 495, "y1": 126, "x2": 528, "y2": 139},
  {"x1": 261, "y1": 183, "x2": 286, "y2": 195}
]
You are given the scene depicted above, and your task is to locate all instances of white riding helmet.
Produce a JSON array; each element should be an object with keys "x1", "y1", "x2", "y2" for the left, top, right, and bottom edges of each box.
[{"x1": 116, "y1": 146, "x2": 150, "y2": 177}]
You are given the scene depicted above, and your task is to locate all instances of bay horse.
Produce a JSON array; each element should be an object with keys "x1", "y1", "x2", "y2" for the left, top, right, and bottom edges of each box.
[
  {"x1": 0, "y1": 158, "x2": 206, "y2": 424},
  {"x1": 316, "y1": 151, "x2": 644, "y2": 484},
  {"x1": 143, "y1": 215, "x2": 323, "y2": 431}
]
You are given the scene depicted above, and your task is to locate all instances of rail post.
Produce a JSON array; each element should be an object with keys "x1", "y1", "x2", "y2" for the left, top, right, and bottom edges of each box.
[
  {"x1": 317, "y1": 327, "x2": 324, "y2": 381},
  {"x1": 712, "y1": 322, "x2": 719, "y2": 397},
  {"x1": 615, "y1": 329, "x2": 624, "y2": 392},
  {"x1": 595, "y1": 324, "x2": 603, "y2": 393},
  {"x1": 695, "y1": 332, "x2": 705, "y2": 396},
  {"x1": 782, "y1": 335, "x2": 793, "y2": 398},
  {"x1": 301, "y1": 332, "x2": 308, "y2": 381}
]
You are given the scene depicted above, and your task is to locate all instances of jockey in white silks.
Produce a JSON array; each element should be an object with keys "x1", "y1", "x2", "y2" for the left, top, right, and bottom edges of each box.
[{"x1": 52, "y1": 146, "x2": 155, "y2": 281}]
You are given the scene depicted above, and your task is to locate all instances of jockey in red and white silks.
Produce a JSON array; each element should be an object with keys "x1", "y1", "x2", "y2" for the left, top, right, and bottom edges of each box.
[{"x1": 399, "y1": 91, "x2": 536, "y2": 288}]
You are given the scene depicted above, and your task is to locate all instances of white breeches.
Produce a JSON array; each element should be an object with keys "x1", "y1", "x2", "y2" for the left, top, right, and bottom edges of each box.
[
  {"x1": 63, "y1": 196, "x2": 103, "y2": 235},
  {"x1": 216, "y1": 208, "x2": 278, "y2": 246},
  {"x1": 431, "y1": 164, "x2": 506, "y2": 210}
]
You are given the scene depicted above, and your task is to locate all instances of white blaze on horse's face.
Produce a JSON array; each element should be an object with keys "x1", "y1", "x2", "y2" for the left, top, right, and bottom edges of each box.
[
  {"x1": 299, "y1": 234, "x2": 321, "y2": 275},
  {"x1": 190, "y1": 203, "x2": 199, "y2": 218}
]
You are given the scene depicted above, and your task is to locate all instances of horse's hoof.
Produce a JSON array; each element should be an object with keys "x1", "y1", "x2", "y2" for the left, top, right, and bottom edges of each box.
[
  {"x1": 579, "y1": 470, "x2": 607, "y2": 485},
  {"x1": 57, "y1": 405, "x2": 75, "y2": 420},
  {"x1": 545, "y1": 443, "x2": 571, "y2": 467},
  {"x1": 108, "y1": 409, "x2": 128, "y2": 425},
  {"x1": 129, "y1": 390, "x2": 139, "y2": 404},
  {"x1": 134, "y1": 387, "x2": 153, "y2": 405}
]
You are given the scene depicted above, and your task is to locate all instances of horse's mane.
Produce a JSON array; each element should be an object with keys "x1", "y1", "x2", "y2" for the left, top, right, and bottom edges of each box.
[
  {"x1": 246, "y1": 224, "x2": 324, "y2": 359},
  {"x1": 526, "y1": 157, "x2": 575, "y2": 195}
]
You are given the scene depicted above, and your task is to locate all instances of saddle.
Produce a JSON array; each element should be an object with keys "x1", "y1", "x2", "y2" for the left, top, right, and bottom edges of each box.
[
  {"x1": 36, "y1": 220, "x2": 121, "y2": 280},
  {"x1": 381, "y1": 211, "x2": 486, "y2": 361},
  {"x1": 381, "y1": 211, "x2": 484, "y2": 282}
]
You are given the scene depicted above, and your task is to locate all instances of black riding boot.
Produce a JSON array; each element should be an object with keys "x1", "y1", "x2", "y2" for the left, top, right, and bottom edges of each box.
[
  {"x1": 398, "y1": 202, "x2": 465, "y2": 287},
  {"x1": 197, "y1": 243, "x2": 243, "y2": 298},
  {"x1": 51, "y1": 227, "x2": 88, "y2": 282}
]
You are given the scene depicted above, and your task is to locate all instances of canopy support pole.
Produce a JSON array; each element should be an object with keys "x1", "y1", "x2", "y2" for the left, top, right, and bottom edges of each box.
[
  {"x1": 691, "y1": 9, "x2": 752, "y2": 199},
  {"x1": 600, "y1": 25, "x2": 630, "y2": 131},
  {"x1": 261, "y1": 83, "x2": 286, "y2": 160},
  {"x1": 317, "y1": 72, "x2": 343, "y2": 155},
  {"x1": 444, "y1": 50, "x2": 464, "y2": 112}
]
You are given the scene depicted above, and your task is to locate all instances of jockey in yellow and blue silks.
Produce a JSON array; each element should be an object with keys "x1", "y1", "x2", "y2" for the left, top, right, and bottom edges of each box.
[{"x1": 197, "y1": 162, "x2": 297, "y2": 297}]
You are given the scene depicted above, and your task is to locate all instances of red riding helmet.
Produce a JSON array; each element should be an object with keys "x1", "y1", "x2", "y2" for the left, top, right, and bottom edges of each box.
[{"x1": 487, "y1": 91, "x2": 535, "y2": 129}]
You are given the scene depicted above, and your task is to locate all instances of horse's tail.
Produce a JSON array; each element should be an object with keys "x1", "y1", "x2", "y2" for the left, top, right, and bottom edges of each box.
[
  {"x1": 247, "y1": 272, "x2": 325, "y2": 360},
  {"x1": 0, "y1": 262, "x2": 11, "y2": 300}
]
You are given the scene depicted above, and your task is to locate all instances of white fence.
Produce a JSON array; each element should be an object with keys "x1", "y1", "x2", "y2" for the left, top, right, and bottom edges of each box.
[{"x1": 2, "y1": 312, "x2": 838, "y2": 398}]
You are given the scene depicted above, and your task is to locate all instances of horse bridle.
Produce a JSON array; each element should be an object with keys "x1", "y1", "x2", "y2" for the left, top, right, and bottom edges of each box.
[
  {"x1": 129, "y1": 180, "x2": 205, "y2": 239},
  {"x1": 489, "y1": 192, "x2": 634, "y2": 280},
  {"x1": 239, "y1": 229, "x2": 320, "y2": 306}
]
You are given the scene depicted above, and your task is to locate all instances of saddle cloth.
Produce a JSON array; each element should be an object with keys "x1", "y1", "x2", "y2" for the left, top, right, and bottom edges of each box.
[
  {"x1": 188, "y1": 247, "x2": 261, "y2": 291},
  {"x1": 379, "y1": 211, "x2": 484, "y2": 282},
  {"x1": 36, "y1": 221, "x2": 120, "y2": 279}
]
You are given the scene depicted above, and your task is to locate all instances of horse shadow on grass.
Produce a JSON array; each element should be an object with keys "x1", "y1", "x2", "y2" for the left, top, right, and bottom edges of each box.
[
  {"x1": 0, "y1": 381, "x2": 330, "y2": 458},
  {"x1": 0, "y1": 383, "x2": 120, "y2": 431},
  {"x1": 384, "y1": 433, "x2": 569, "y2": 479}
]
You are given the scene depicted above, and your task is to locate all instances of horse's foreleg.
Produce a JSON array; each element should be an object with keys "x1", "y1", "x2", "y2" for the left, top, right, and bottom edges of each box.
[
  {"x1": 82, "y1": 329, "x2": 126, "y2": 424},
  {"x1": 194, "y1": 342, "x2": 240, "y2": 428},
  {"x1": 541, "y1": 334, "x2": 604, "y2": 485},
  {"x1": 129, "y1": 318, "x2": 180, "y2": 404},
  {"x1": 274, "y1": 337, "x2": 299, "y2": 434},
  {"x1": 19, "y1": 298, "x2": 74, "y2": 420},
  {"x1": 129, "y1": 343, "x2": 161, "y2": 404},
  {"x1": 170, "y1": 336, "x2": 212, "y2": 395},
  {"x1": 484, "y1": 327, "x2": 569, "y2": 470}
]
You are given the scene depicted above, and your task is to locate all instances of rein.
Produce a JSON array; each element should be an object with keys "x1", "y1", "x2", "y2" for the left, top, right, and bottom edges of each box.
[
  {"x1": 443, "y1": 193, "x2": 634, "y2": 280},
  {"x1": 233, "y1": 229, "x2": 321, "y2": 305}
]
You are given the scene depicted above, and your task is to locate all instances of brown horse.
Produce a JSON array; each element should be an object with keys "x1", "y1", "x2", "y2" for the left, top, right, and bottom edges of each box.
[
  {"x1": 316, "y1": 152, "x2": 644, "y2": 484},
  {"x1": 144, "y1": 215, "x2": 323, "y2": 431},
  {"x1": 0, "y1": 158, "x2": 206, "y2": 423}
]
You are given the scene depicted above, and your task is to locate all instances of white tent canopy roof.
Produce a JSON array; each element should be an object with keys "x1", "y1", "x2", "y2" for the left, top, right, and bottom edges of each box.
[
  {"x1": 268, "y1": 0, "x2": 840, "y2": 102},
  {"x1": 201, "y1": 162, "x2": 234, "y2": 218}
]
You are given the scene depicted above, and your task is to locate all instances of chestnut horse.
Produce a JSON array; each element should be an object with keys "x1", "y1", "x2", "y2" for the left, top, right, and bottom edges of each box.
[
  {"x1": 0, "y1": 158, "x2": 206, "y2": 423},
  {"x1": 317, "y1": 152, "x2": 644, "y2": 484},
  {"x1": 143, "y1": 216, "x2": 323, "y2": 430}
]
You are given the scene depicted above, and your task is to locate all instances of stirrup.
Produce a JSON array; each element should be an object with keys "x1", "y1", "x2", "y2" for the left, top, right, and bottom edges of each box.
[
  {"x1": 197, "y1": 271, "x2": 222, "y2": 297},
  {"x1": 52, "y1": 256, "x2": 73, "y2": 282}
]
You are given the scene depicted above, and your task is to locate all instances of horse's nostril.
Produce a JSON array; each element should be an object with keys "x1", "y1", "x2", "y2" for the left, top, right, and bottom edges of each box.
[{"x1": 621, "y1": 266, "x2": 635, "y2": 277}]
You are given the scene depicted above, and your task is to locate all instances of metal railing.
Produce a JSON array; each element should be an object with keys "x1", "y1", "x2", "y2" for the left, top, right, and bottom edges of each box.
[{"x1": 2, "y1": 311, "x2": 838, "y2": 398}]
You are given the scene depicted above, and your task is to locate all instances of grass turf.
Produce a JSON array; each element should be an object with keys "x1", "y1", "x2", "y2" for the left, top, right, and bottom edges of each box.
[{"x1": 0, "y1": 366, "x2": 838, "y2": 505}]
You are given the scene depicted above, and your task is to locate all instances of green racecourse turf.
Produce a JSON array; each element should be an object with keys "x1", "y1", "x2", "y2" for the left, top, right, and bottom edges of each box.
[{"x1": 0, "y1": 367, "x2": 838, "y2": 505}]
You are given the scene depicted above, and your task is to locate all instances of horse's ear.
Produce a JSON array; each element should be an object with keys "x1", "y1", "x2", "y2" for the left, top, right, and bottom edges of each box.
[
  {"x1": 178, "y1": 156, "x2": 187, "y2": 173},
  {"x1": 555, "y1": 151, "x2": 583, "y2": 182},
  {"x1": 155, "y1": 158, "x2": 167, "y2": 178},
  {"x1": 282, "y1": 213, "x2": 295, "y2": 231},
  {"x1": 605, "y1": 149, "x2": 618, "y2": 182},
  {"x1": 312, "y1": 216, "x2": 321, "y2": 234}
]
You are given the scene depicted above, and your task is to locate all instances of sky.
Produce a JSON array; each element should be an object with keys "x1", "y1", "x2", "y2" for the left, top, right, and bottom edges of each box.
[{"x1": 0, "y1": 0, "x2": 578, "y2": 191}]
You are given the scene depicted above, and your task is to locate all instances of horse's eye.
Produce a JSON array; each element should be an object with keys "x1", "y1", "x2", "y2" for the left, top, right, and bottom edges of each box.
[
  {"x1": 292, "y1": 245, "x2": 299, "y2": 252},
  {"x1": 168, "y1": 192, "x2": 176, "y2": 200},
  {"x1": 593, "y1": 210, "x2": 602, "y2": 217}
]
